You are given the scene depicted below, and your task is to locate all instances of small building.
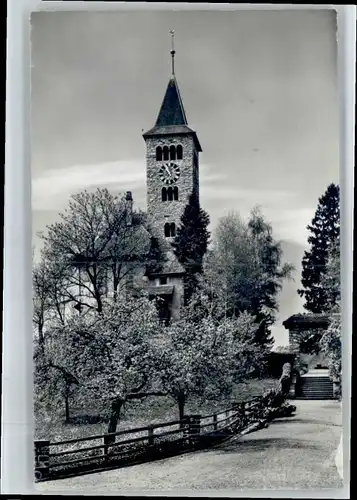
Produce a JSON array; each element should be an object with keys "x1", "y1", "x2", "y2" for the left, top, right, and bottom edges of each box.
[{"x1": 283, "y1": 313, "x2": 340, "y2": 400}]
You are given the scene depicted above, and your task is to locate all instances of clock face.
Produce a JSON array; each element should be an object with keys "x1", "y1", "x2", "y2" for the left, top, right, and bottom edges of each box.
[{"x1": 159, "y1": 162, "x2": 181, "y2": 185}]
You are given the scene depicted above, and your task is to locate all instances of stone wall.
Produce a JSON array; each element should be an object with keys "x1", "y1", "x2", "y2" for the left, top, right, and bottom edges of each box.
[
  {"x1": 288, "y1": 329, "x2": 302, "y2": 371},
  {"x1": 283, "y1": 314, "x2": 331, "y2": 373},
  {"x1": 168, "y1": 275, "x2": 185, "y2": 320},
  {"x1": 145, "y1": 134, "x2": 199, "y2": 242},
  {"x1": 283, "y1": 313, "x2": 341, "y2": 398}
]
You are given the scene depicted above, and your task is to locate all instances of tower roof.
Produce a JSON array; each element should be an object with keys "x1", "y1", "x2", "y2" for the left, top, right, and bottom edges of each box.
[
  {"x1": 143, "y1": 76, "x2": 202, "y2": 151},
  {"x1": 143, "y1": 31, "x2": 202, "y2": 152},
  {"x1": 155, "y1": 76, "x2": 188, "y2": 127}
]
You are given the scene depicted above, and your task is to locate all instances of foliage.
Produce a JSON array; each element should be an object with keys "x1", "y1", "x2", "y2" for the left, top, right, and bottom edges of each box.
[
  {"x1": 157, "y1": 309, "x2": 266, "y2": 419},
  {"x1": 320, "y1": 314, "x2": 341, "y2": 387},
  {"x1": 299, "y1": 328, "x2": 325, "y2": 355},
  {"x1": 200, "y1": 208, "x2": 293, "y2": 347},
  {"x1": 278, "y1": 362, "x2": 292, "y2": 396},
  {"x1": 321, "y1": 239, "x2": 341, "y2": 313},
  {"x1": 298, "y1": 183, "x2": 340, "y2": 313},
  {"x1": 34, "y1": 294, "x2": 166, "y2": 432},
  {"x1": 319, "y1": 237, "x2": 341, "y2": 390},
  {"x1": 145, "y1": 231, "x2": 167, "y2": 275},
  {"x1": 33, "y1": 256, "x2": 71, "y2": 342},
  {"x1": 171, "y1": 192, "x2": 210, "y2": 304}
]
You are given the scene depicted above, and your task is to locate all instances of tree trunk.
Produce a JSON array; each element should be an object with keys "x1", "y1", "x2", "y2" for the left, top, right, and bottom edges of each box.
[
  {"x1": 107, "y1": 398, "x2": 124, "y2": 434},
  {"x1": 96, "y1": 292, "x2": 103, "y2": 313},
  {"x1": 64, "y1": 393, "x2": 70, "y2": 423},
  {"x1": 38, "y1": 321, "x2": 45, "y2": 347}
]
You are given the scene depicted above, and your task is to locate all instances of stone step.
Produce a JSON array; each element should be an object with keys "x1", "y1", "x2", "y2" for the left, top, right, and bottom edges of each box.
[
  {"x1": 300, "y1": 392, "x2": 334, "y2": 396},
  {"x1": 302, "y1": 386, "x2": 333, "y2": 390},
  {"x1": 301, "y1": 381, "x2": 333, "y2": 387},
  {"x1": 302, "y1": 383, "x2": 332, "y2": 388},
  {"x1": 297, "y1": 393, "x2": 334, "y2": 396},
  {"x1": 301, "y1": 378, "x2": 332, "y2": 382},
  {"x1": 296, "y1": 397, "x2": 336, "y2": 400},
  {"x1": 302, "y1": 388, "x2": 333, "y2": 392},
  {"x1": 302, "y1": 385, "x2": 333, "y2": 389},
  {"x1": 301, "y1": 386, "x2": 332, "y2": 390},
  {"x1": 301, "y1": 387, "x2": 333, "y2": 391}
]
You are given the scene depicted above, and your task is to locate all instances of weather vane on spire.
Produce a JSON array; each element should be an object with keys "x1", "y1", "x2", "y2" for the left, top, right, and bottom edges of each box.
[{"x1": 170, "y1": 30, "x2": 175, "y2": 76}]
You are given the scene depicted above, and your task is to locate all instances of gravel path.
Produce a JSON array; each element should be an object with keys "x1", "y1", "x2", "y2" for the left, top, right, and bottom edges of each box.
[{"x1": 36, "y1": 400, "x2": 343, "y2": 494}]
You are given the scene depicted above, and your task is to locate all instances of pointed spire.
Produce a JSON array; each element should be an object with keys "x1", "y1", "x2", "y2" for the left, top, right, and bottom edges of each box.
[
  {"x1": 143, "y1": 31, "x2": 202, "y2": 152},
  {"x1": 154, "y1": 31, "x2": 187, "y2": 127},
  {"x1": 155, "y1": 77, "x2": 187, "y2": 127},
  {"x1": 170, "y1": 29, "x2": 175, "y2": 76}
]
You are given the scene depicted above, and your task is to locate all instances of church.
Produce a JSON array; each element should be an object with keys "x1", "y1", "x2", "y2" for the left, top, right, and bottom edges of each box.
[
  {"x1": 71, "y1": 35, "x2": 202, "y2": 325},
  {"x1": 139, "y1": 35, "x2": 203, "y2": 323}
]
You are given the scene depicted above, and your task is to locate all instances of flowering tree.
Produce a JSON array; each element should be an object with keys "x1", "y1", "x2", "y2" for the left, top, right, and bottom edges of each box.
[
  {"x1": 157, "y1": 310, "x2": 264, "y2": 420},
  {"x1": 320, "y1": 314, "x2": 341, "y2": 393},
  {"x1": 35, "y1": 294, "x2": 166, "y2": 432},
  {"x1": 319, "y1": 239, "x2": 341, "y2": 394}
]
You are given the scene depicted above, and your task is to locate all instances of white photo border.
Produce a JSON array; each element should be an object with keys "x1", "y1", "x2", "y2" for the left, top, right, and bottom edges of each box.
[{"x1": 2, "y1": 1, "x2": 355, "y2": 496}]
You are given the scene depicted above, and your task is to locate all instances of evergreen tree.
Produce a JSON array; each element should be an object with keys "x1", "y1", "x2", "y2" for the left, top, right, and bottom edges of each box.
[
  {"x1": 321, "y1": 239, "x2": 340, "y2": 313},
  {"x1": 298, "y1": 184, "x2": 340, "y2": 313},
  {"x1": 171, "y1": 193, "x2": 210, "y2": 304}
]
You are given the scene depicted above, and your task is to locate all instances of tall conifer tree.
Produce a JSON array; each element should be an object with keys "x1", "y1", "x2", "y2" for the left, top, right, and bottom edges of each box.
[
  {"x1": 298, "y1": 183, "x2": 340, "y2": 313},
  {"x1": 172, "y1": 193, "x2": 210, "y2": 304}
]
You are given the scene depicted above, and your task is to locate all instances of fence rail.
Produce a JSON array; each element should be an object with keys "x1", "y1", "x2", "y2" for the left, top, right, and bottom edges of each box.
[{"x1": 35, "y1": 393, "x2": 278, "y2": 481}]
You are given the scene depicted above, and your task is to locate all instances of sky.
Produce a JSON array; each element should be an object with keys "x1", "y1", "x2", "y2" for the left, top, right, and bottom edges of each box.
[{"x1": 30, "y1": 9, "x2": 339, "y2": 347}]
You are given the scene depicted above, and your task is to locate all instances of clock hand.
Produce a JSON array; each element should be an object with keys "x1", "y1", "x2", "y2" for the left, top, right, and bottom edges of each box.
[{"x1": 165, "y1": 165, "x2": 171, "y2": 177}]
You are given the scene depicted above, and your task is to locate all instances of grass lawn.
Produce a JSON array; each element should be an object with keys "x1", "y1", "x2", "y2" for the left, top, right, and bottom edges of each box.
[{"x1": 35, "y1": 378, "x2": 278, "y2": 443}]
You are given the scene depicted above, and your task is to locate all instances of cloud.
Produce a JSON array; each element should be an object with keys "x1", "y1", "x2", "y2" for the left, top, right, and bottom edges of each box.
[
  {"x1": 270, "y1": 208, "x2": 314, "y2": 246},
  {"x1": 200, "y1": 175, "x2": 314, "y2": 246},
  {"x1": 32, "y1": 160, "x2": 145, "y2": 211},
  {"x1": 32, "y1": 158, "x2": 314, "y2": 249},
  {"x1": 32, "y1": 160, "x2": 226, "y2": 212}
]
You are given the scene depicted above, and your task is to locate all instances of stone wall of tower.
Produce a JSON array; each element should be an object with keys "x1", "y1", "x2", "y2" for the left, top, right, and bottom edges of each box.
[{"x1": 145, "y1": 134, "x2": 199, "y2": 241}]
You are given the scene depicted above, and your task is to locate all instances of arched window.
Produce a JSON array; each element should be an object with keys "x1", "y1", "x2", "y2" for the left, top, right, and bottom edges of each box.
[
  {"x1": 173, "y1": 186, "x2": 179, "y2": 201},
  {"x1": 163, "y1": 146, "x2": 169, "y2": 161},
  {"x1": 156, "y1": 146, "x2": 162, "y2": 161},
  {"x1": 164, "y1": 222, "x2": 176, "y2": 238},
  {"x1": 167, "y1": 187, "x2": 173, "y2": 201},
  {"x1": 162, "y1": 187, "x2": 167, "y2": 202},
  {"x1": 177, "y1": 144, "x2": 183, "y2": 160},
  {"x1": 164, "y1": 223, "x2": 171, "y2": 237},
  {"x1": 170, "y1": 145, "x2": 176, "y2": 160}
]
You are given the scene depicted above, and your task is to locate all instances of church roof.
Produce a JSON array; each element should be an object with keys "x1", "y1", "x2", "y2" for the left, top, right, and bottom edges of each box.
[
  {"x1": 143, "y1": 77, "x2": 202, "y2": 152},
  {"x1": 156, "y1": 76, "x2": 188, "y2": 127}
]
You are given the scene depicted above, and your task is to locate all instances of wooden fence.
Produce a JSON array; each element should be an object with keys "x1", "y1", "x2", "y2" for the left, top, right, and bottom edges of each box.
[{"x1": 35, "y1": 396, "x2": 266, "y2": 481}]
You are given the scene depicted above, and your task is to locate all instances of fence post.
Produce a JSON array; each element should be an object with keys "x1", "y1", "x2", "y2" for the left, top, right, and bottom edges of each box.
[
  {"x1": 289, "y1": 372, "x2": 297, "y2": 398},
  {"x1": 103, "y1": 433, "x2": 115, "y2": 462},
  {"x1": 188, "y1": 414, "x2": 201, "y2": 446},
  {"x1": 34, "y1": 440, "x2": 50, "y2": 480},
  {"x1": 182, "y1": 415, "x2": 191, "y2": 439},
  {"x1": 241, "y1": 402, "x2": 248, "y2": 427},
  {"x1": 213, "y1": 413, "x2": 218, "y2": 432},
  {"x1": 148, "y1": 424, "x2": 154, "y2": 447}
]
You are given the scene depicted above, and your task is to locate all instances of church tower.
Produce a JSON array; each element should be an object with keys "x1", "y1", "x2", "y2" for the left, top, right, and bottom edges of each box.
[
  {"x1": 142, "y1": 32, "x2": 202, "y2": 321},
  {"x1": 143, "y1": 32, "x2": 202, "y2": 243}
]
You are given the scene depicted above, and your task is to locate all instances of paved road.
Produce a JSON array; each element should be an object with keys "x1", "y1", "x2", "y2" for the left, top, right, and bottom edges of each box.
[{"x1": 36, "y1": 400, "x2": 343, "y2": 494}]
